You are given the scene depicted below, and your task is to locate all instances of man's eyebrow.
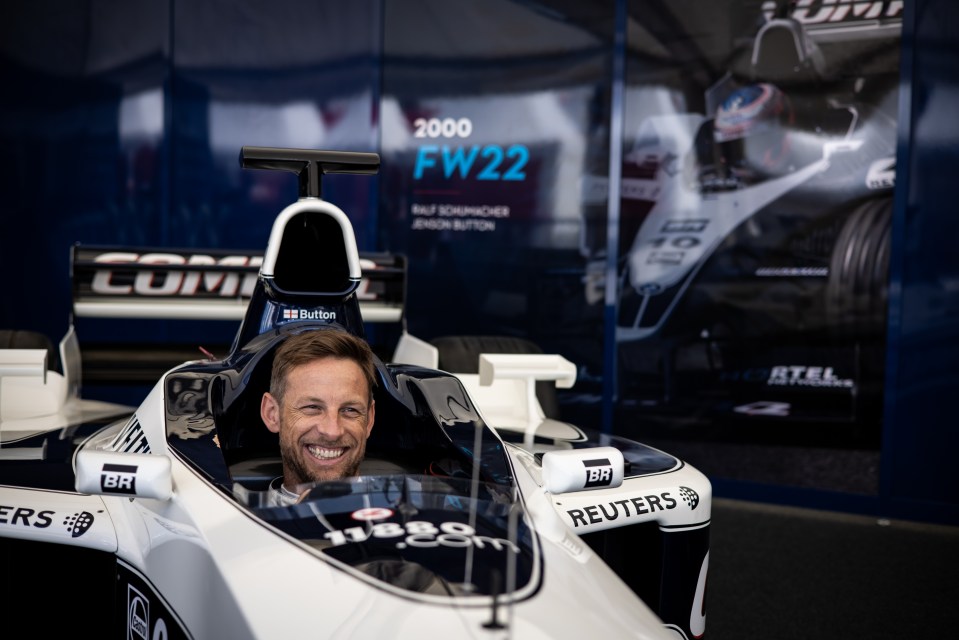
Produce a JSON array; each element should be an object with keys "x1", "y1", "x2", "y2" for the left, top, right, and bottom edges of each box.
[{"x1": 295, "y1": 396, "x2": 367, "y2": 407}]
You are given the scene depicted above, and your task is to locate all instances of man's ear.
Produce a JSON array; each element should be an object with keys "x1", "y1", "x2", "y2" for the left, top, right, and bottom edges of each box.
[
  {"x1": 366, "y1": 400, "x2": 375, "y2": 437},
  {"x1": 261, "y1": 392, "x2": 281, "y2": 434}
]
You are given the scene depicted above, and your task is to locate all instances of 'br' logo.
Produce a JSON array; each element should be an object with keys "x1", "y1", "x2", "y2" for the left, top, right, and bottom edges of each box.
[
  {"x1": 583, "y1": 458, "x2": 613, "y2": 488},
  {"x1": 101, "y1": 463, "x2": 138, "y2": 495}
]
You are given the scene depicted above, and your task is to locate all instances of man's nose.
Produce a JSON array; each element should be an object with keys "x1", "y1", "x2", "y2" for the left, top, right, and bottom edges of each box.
[{"x1": 313, "y1": 412, "x2": 345, "y2": 438}]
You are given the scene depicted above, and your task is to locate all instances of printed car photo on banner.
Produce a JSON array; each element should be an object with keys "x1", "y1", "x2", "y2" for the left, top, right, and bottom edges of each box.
[
  {"x1": 378, "y1": 1, "x2": 615, "y2": 394},
  {"x1": 603, "y1": 0, "x2": 902, "y2": 455}
]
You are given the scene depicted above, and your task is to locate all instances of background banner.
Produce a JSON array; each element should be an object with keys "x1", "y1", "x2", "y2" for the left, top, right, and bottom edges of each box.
[{"x1": 606, "y1": 0, "x2": 901, "y2": 456}]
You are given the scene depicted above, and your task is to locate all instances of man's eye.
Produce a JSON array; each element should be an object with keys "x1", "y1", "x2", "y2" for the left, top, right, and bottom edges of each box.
[{"x1": 342, "y1": 407, "x2": 361, "y2": 417}]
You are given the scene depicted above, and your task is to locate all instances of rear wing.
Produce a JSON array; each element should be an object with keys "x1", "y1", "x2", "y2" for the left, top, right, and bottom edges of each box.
[
  {"x1": 70, "y1": 245, "x2": 406, "y2": 384},
  {"x1": 71, "y1": 245, "x2": 406, "y2": 323}
]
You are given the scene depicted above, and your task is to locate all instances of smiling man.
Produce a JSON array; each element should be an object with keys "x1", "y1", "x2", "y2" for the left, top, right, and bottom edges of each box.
[{"x1": 260, "y1": 328, "x2": 377, "y2": 506}]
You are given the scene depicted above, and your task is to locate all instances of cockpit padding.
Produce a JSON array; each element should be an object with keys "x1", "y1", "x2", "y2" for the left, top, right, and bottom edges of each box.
[{"x1": 215, "y1": 346, "x2": 280, "y2": 470}]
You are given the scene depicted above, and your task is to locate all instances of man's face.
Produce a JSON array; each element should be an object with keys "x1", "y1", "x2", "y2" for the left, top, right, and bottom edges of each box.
[{"x1": 261, "y1": 356, "x2": 374, "y2": 487}]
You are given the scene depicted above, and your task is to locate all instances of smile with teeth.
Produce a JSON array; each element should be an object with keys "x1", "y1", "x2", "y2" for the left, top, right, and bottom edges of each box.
[{"x1": 307, "y1": 445, "x2": 346, "y2": 460}]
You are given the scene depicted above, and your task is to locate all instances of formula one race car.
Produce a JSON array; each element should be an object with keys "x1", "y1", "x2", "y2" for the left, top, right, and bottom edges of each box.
[{"x1": 1, "y1": 148, "x2": 711, "y2": 639}]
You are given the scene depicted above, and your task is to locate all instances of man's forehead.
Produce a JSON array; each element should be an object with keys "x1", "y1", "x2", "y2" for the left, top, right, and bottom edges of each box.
[{"x1": 284, "y1": 359, "x2": 371, "y2": 403}]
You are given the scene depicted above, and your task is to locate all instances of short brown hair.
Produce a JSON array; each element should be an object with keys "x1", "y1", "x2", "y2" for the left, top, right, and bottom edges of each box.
[{"x1": 270, "y1": 329, "x2": 377, "y2": 404}]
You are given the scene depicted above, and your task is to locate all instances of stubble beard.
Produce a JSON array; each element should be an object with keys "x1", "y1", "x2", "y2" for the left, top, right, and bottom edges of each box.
[{"x1": 280, "y1": 432, "x2": 364, "y2": 486}]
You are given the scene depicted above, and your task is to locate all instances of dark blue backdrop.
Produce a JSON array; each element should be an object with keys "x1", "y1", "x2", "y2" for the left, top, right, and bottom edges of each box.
[{"x1": 0, "y1": 0, "x2": 955, "y2": 525}]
